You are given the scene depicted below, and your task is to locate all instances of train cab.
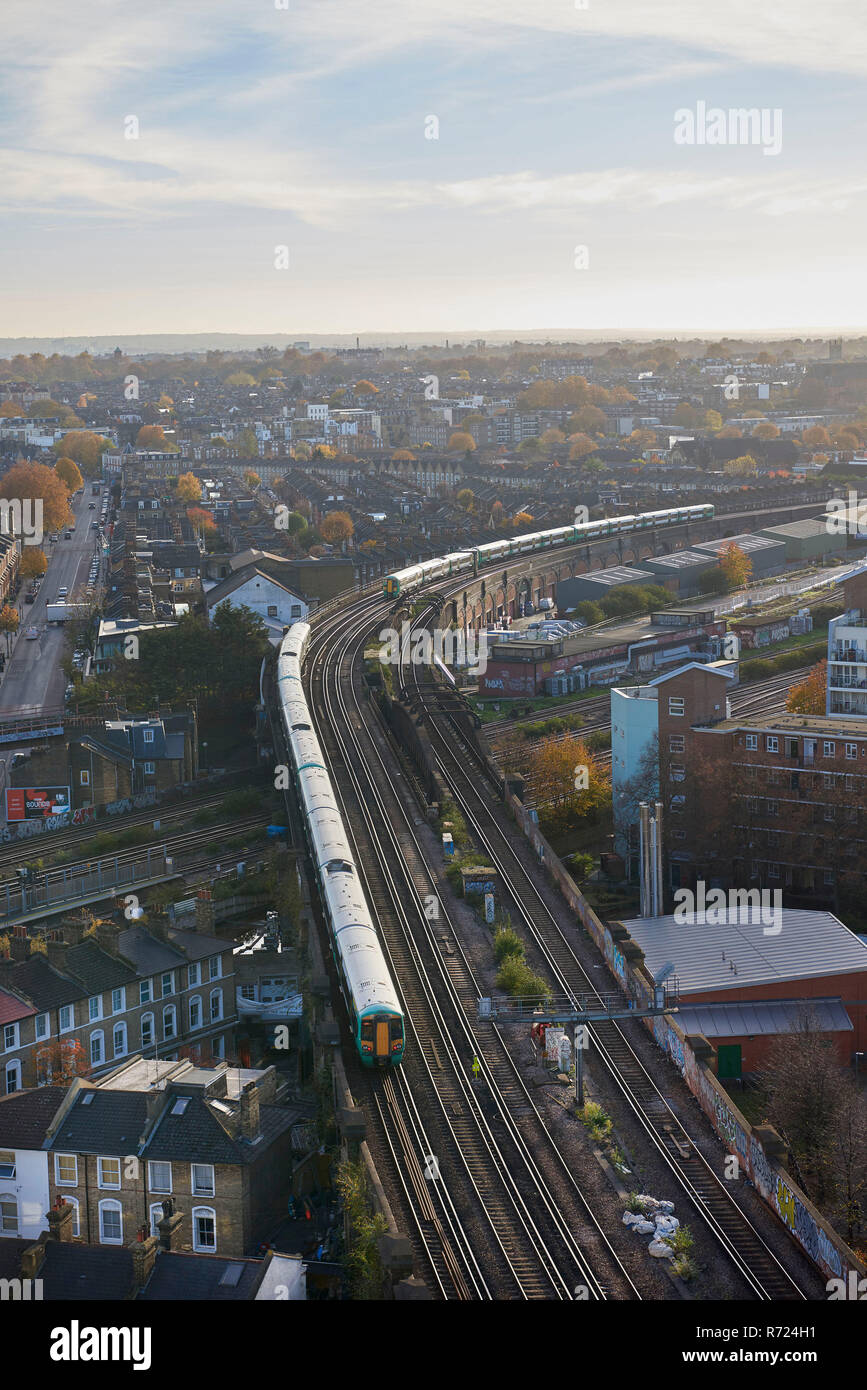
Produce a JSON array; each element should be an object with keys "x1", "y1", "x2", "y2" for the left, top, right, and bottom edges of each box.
[{"x1": 358, "y1": 1009, "x2": 405, "y2": 1065}]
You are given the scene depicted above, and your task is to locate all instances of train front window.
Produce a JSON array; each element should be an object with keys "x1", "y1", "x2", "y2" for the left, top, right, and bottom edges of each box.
[
  {"x1": 389, "y1": 1019, "x2": 402, "y2": 1041},
  {"x1": 360, "y1": 1019, "x2": 374, "y2": 1039}
]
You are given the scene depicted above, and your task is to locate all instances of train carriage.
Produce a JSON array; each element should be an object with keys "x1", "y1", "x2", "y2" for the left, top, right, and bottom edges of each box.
[{"x1": 278, "y1": 625, "x2": 406, "y2": 1067}]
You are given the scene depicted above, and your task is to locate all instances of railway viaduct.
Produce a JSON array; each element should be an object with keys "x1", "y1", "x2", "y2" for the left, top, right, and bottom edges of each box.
[{"x1": 440, "y1": 498, "x2": 833, "y2": 629}]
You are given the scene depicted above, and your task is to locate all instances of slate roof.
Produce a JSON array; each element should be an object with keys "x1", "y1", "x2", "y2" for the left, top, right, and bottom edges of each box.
[
  {"x1": 0, "y1": 957, "x2": 83, "y2": 1010},
  {"x1": 117, "y1": 924, "x2": 187, "y2": 974},
  {"x1": 0, "y1": 1087, "x2": 66, "y2": 1148},
  {"x1": 63, "y1": 940, "x2": 137, "y2": 993},
  {"x1": 204, "y1": 564, "x2": 303, "y2": 609},
  {"x1": 137, "y1": 1252, "x2": 263, "y2": 1300},
  {"x1": 47, "y1": 1090, "x2": 149, "y2": 1155},
  {"x1": 39, "y1": 1243, "x2": 136, "y2": 1300},
  {"x1": 167, "y1": 927, "x2": 229, "y2": 962},
  {"x1": 145, "y1": 1096, "x2": 294, "y2": 1166}
]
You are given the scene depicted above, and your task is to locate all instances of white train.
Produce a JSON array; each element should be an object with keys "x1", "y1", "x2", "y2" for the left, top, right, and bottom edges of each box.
[
  {"x1": 277, "y1": 624, "x2": 406, "y2": 1066},
  {"x1": 383, "y1": 503, "x2": 715, "y2": 598}
]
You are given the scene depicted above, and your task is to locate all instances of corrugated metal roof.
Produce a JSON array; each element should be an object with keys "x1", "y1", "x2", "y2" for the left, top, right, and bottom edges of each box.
[
  {"x1": 675, "y1": 997, "x2": 853, "y2": 1038},
  {"x1": 622, "y1": 908, "x2": 867, "y2": 994}
]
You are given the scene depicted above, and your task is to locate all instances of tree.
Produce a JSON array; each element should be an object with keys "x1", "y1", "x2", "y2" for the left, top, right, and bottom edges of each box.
[
  {"x1": 243, "y1": 470, "x2": 261, "y2": 490},
  {"x1": 447, "y1": 432, "x2": 476, "y2": 452},
  {"x1": 761, "y1": 1015, "x2": 847, "y2": 1206},
  {"x1": 704, "y1": 410, "x2": 723, "y2": 430},
  {"x1": 528, "y1": 735, "x2": 610, "y2": 836},
  {"x1": 391, "y1": 449, "x2": 416, "y2": 462},
  {"x1": 723, "y1": 453, "x2": 759, "y2": 476},
  {"x1": 319, "y1": 511, "x2": 354, "y2": 545},
  {"x1": 673, "y1": 403, "x2": 699, "y2": 428},
  {"x1": 512, "y1": 511, "x2": 534, "y2": 527},
  {"x1": 187, "y1": 506, "x2": 217, "y2": 536},
  {"x1": 224, "y1": 371, "x2": 256, "y2": 387},
  {"x1": 136, "y1": 424, "x2": 174, "y2": 450},
  {"x1": 567, "y1": 405, "x2": 606, "y2": 434},
  {"x1": 0, "y1": 604, "x2": 19, "y2": 652},
  {"x1": 803, "y1": 426, "x2": 832, "y2": 447},
  {"x1": 54, "y1": 456, "x2": 84, "y2": 493},
  {"x1": 456, "y1": 489, "x2": 474, "y2": 512},
  {"x1": 19, "y1": 548, "x2": 48, "y2": 580},
  {"x1": 490, "y1": 500, "x2": 505, "y2": 527},
  {"x1": 52, "y1": 431, "x2": 112, "y2": 477},
  {"x1": 176, "y1": 472, "x2": 201, "y2": 503},
  {"x1": 698, "y1": 567, "x2": 731, "y2": 596},
  {"x1": 568, "y1": 433, "x2": 597, "y2": 461},
  {"x1": 752, "y1": 422, "x2": 780, "y2": 440},
  {"x1": 283, "y1": 511, "x2": 307, "y2": 537},
  {"x1": 787, "y1": 660, "x2": 827, "y2": 715},
  {"x1": 539, "y1": 427, "x2": 566, "y2": 450},
  {"x1": 354, "y1": 380, "x2": 378, "y2": 396},
  {"x1": 718, "y1": 541, "x2": 753, "y2": 589},
  {"x1": 0, "y1": 460, "x2": 72, "y2": 534},
  {"x1": 236, "y1": 428, "x2": 259, "y2": 458},
  {"x1": 718, "y1": 425, "x2": 743, "y2": 438}
]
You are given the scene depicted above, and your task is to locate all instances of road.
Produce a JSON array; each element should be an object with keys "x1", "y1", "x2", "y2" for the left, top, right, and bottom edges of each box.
[{"x1": 0, "y1": 488, "x2": 104, "y2": 717}]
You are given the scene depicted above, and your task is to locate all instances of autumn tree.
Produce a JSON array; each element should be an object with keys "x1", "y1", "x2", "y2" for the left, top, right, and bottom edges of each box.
[
  {"x1": 0, "y1": 604, "x2": 19, "y2": 652},
  {"x1": 354, "y1": 380, "x2": 378, "y2": 396},
  {"x1": 723, "y1": 453, "x2": 759, "y2": 476},
  {"x1": 448, "y1": 431, "x2": 476, "y2": 452},
  {"x1": 319, "y1": 511, "x2": 354, "y2": 545},
  {"x1": 802, "y1": 426, "x2": 831, "y2": 447},
  {"x1": 528, "y1": 734, "x2": 610, "y2": 836},
  {"x1": 136, "y1": 424, "x2": 174, "y2": 450},
  {"x1": 512, "y1": 511, "x2": 534, "y2": 527},
  {"x1": 787, "y1": 660, "x2": 827, "y2": 715},
  {"x1": 752, "y1": 422, "x2": 780, "y2": 440},
  {"x1": 718, "y1": 541, "x2": 753, "y2": 589},
  {"x1": 456, "y1": 489, "x2": 474, "y2": 512},
  {"x1": 490, "y1": 500, "x2": 505, "y2": 527},
  {"x1": 186, "y1": 506, "x2": 217, "y2": 535},
  {"x1": 52, "y1": 430, "x2": 112, "y2": 477},
  {"x1": 704, "y1": 410, "x2": 723, "y2": 430},
  {"x1": 19, "y1": 548, "x2": 48, "y2": 580},
  {"x1": 567, "y1": 405, "x2": 606, "y2": 435},
  {"x1": 243, "y1": 469, "x2": 261, "y2": 490},
  {"x1": 566, "y1": 433, "x2": 596, "y2": 462},
  {"x1": 0, "y1": 460, "x2": 72, "y2": 534},
  {"x1": 54, "y1": 456, "x2": 84, "y2": 493},
  {"x1": 176, "y1": 472, "x2": 201, "y2": 502}
]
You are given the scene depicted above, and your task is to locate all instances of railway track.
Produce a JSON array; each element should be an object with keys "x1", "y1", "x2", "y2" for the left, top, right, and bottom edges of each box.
[
  {"x1": 404, "y1": 605, "x2": 812, "y2": 1302},
  {"x1": 306, "y1": 596, "x2": 639, "y2": 1300}
]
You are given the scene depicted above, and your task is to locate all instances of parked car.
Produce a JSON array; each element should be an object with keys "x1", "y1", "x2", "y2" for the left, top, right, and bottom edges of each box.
[{"x1": 25, "y1": 626, "x2": 38, "y2": 640}]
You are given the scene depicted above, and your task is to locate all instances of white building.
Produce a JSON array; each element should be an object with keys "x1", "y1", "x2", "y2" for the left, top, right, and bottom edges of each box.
[
  {"x1": 204, "y1": 564, "x2": 308, "y2": 643},
  {"x1": 0, "y1": 1088, "x2": 60, "y2": 1241}
]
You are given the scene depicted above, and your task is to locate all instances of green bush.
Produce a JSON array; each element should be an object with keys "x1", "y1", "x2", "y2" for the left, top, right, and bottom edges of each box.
[
  {"x1": 575, "y1": 601, "x2": 604, "y2": 626},
  {"x1": 493, "y1": 926, "x2": 525, "y2": 964},
  {"x1": 578, "y1": 1100, "x2": 613, "y2": 1144},
  {"x1": 567, "y1": 851, "x2": 595, "y2": 881},
  {"x1": 221, "y1": 787, "x2": 261, "y2": 817},
  {"x1": 495, "y1": 954, "x2": 551, "y2": 1001}
]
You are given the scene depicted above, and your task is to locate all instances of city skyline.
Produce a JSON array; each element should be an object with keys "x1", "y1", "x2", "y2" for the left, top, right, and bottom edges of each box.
[{"x1": 3, "y1": 0, "x2": 866, "y2": 338}]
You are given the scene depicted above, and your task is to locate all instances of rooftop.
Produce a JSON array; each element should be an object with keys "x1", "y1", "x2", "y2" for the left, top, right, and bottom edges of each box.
[{"x1": 621, "y1": 907, "x2": 867, "y2": 995}]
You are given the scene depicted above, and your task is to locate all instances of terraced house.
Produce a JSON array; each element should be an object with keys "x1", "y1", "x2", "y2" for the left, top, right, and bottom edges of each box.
[
  {"x1": 0, "y1": 919, "x2": 236, "y2": 1094},
  {"x1": 43, "y1": 1062, "x2": 293, "y2": 1257}
]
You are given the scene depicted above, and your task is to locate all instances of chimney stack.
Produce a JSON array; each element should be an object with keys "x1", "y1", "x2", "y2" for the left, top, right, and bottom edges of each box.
[
  {"x1": 46, "y1": 1198, "x2": 75, "y2": 1243},
  {"x1": 156, "y1": 1201, "x2": 185, "y2": 1252},
  {"x1": 129, "y1": 1233, "x2": 159, "y2": 1290},
  {"x1": 45, "y1": 940, "x2": 69, "y2": 971},
  {"x1": 240, "y1": 1080, "x2": 261, "y2": 1143}
]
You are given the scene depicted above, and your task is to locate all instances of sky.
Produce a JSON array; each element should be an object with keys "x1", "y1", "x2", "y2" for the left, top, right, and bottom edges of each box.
[{"x1": 2, "y1": 0, "x2": 866, "y2": 341}]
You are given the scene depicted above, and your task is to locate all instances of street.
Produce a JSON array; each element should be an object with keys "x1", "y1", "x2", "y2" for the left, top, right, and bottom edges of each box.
[{"x1": 0, "y1": 488, "x2": 103, "y2": 717}]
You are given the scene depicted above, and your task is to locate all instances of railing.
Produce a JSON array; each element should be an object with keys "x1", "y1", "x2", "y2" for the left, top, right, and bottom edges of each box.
[{"x1": 1, "y1": 846, "x2": 173, "y2": 922}]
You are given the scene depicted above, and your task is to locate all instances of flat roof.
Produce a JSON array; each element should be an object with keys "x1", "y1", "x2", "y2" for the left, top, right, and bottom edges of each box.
[
  {"x1": 693, "y1": 533, "x2": 786, "y2": 555},
  {"x1": 713, "y1": 712, "x2": 867, "y2": 738},
  {"x1": 621, "y1": 907, "x2": 867, "y2": 994}
]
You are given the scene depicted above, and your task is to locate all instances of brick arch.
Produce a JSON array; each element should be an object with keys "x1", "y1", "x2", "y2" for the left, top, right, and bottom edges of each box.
[
  {"x1": 604, "y1": 551, "x2": 620, "y2": 568},
  {"x1": 638, "y1": 545, "x2": 654, "y2": 561},
  {"x1": 621, "y1": 547, "x2": 636, "y2": 564},
  {"x1": 494, "y1": 586, "x2": 506, "y2": 616}
]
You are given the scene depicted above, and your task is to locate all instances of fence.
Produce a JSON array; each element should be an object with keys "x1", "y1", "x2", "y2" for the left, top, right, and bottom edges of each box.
[{"x1": 2, "y1": 846, "x2": 172, "y2": 923}]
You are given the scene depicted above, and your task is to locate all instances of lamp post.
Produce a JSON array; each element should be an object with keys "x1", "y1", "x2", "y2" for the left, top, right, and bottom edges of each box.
[{"x1": 856, "y1": 1051, "x2": 865, "y2": 1084}]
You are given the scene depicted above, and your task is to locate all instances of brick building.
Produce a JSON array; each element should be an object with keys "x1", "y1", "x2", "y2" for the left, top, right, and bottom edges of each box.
[{"x1": 0, "y1": 918, "x2": 236, "y2": 1094}]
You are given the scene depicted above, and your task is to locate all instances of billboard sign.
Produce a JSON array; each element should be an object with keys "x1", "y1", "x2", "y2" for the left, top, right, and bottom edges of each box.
[{"x1": 6, "y1": 787, "x2": 71, "y2": 822}]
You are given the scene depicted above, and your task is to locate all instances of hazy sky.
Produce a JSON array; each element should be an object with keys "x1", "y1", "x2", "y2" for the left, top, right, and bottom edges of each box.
[{"x1": 2, "y1": 0, "x2": 866, "y2": 339}]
